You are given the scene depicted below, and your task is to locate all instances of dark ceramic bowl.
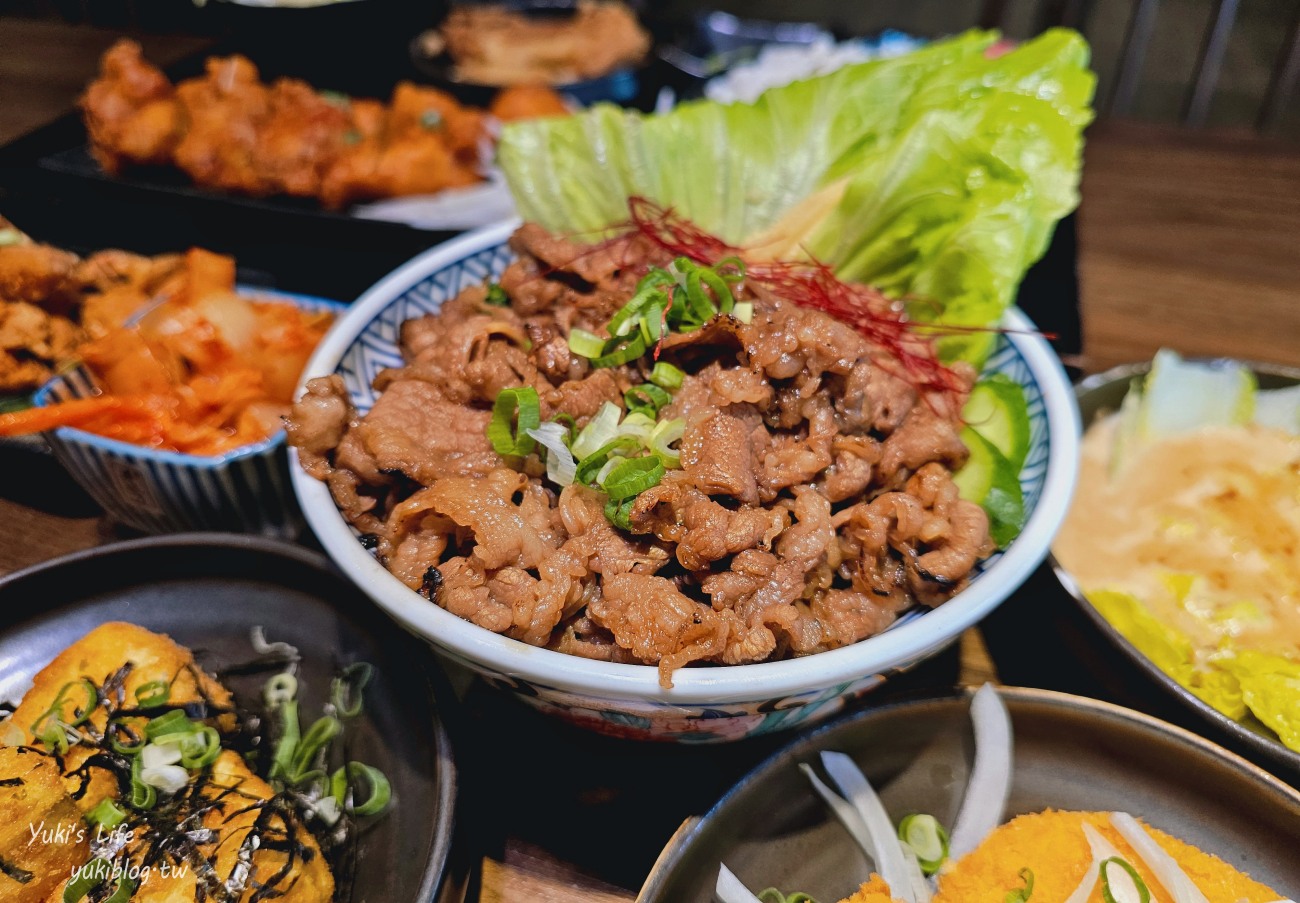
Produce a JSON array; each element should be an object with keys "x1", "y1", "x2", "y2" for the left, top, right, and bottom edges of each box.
[
  {"x1": 637, "y1": 686, "x2": 1300, "y2": 902},
  {"x1": 1055, "y1": 360, "x2": 1300, "y2": 777},
  {"x1": 0, "y1": 534, "x2": 467, "y2": 903}
]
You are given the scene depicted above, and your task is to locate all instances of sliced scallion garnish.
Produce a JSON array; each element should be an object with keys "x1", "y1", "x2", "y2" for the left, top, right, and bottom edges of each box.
[
  {"x1": 331, "y1": 762, "x2": 392, "y2": 816},
  {"x1": 265, "y1": 672, "x2": 298, "y2": 708},
  {"x1": 87, "y1": 799, "x2": 127, "y2": 830},
  {"x1": 589, "y1": 332, "x2": 647, "y2": 368},
  {"x1": 649, "y1": 418, "x2": 685, "y2": 468},
  {"x1": 602, "y1": 456, "x2": 664, "y2": 501},
  {"x1": 269, "y1": 700, "x2": 302, "y2": 785},
  {"x1": 758, "y1": 890, "x2": 818, "y2": 903},
  {"x1": 1004, "y1": 867, "x2": 1035, "y2": 903},
  {"x1": 625, "y1": 383, "x2": 673, "y2": 416},
  {"x1": 1099, "y1": 858, "x2": 1149, "y2": 903},
  {"x1": 571, "y1": 402, "x2": 621, "y2": 460},
  {"x1": 649, "y1": 362, "x2": 684, "y2": 390},
  {"x1": 484, "y1": 282, "x2": 509, "y2": 306},
  {"x1": 109, "y1": 719, "x2": 146, "y2": 756},
  {"x1": 603, "y1": 496, "x2": 637, "y2": 530},
  {"x1": 129, "y1": 754, "x2": 156, "y2": 810},
  {"x1": 179, "y1": 726, "x2": 222, "y2": 769},
  {"x1": 133, "y1": 680, "x2": 169, "y2": 708},
  {"x1": 486, "y1": 386, "x2": 541, "y2": 457},
  {"x1": 567, "y1": 327, "x2": 607, "y2": 358},
  {"x1": 144, "y1": 710, "x2": 192, "y2": 741},
  {"x1": 331, "y1": 662, "x2": 374, "y2": 718},
  {"x1": 574, "y1": 437, "x2": 641, "y2": 487},
  {"x1": 898, "y1": 813, "x2": 949, "y2": 876}
]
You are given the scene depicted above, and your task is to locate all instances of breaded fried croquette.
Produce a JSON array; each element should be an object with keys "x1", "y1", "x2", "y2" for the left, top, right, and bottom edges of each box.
[{"x1": 837, "y1": 810, "x2": 1282, "y2": 903}]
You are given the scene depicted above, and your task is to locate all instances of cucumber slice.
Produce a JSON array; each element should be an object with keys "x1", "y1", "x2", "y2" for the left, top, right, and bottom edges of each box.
[
  {"x1": 1253, "y1": 384, "x2": 1300, "y2": 434},
  {"x1": 954, "y1": 427, "x2": 1026, "y2": 548},
  {"x1": 962, "y1": 374, "x2": 1030, "y2": 472}
]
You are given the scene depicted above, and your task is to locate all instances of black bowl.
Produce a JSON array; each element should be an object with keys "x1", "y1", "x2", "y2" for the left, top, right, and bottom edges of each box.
[
  {"x1": 1055, "y1": 360, "x2": 1300, "y2": 777},
  {"x1": 637, "y1": 687, "x2": 1300, "y2": 902},
  {"x1": 0, "y1": 534, "x2": 467, "y2": 903}
]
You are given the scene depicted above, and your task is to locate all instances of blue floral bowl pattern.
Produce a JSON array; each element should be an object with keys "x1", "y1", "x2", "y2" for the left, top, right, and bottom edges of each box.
[
  {"x1": 36, "y1": 289, "x2": 344, "y2": 538},
  {"x1": 292, "y1": 222, "x2": 1080, "y2": 743}
]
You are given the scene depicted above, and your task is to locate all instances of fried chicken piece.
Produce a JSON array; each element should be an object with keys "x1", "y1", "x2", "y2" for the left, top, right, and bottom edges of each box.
[
  {"x1": 71, "y1": 250, "x2": 185, "y2": 336},
  {"x1": 251, "y1": 79, "x2": 354, "y2": 197},
  {"x1": 0, "y1": 302, "x2": 81, "y2": 391},
  {"x1": 80, "y1": 39, "x2": 183, "y2": 174},
  {"x1": 440, "y1": 2, "x2": 650, "y2": 85},
  {"x1": 0, "y1": 241, "x2": 79, "y2": 307},
  {"x1": 0, "y1": 748, "x2": 89, "y2": 903},
  {"x1": 173, "y1": 55, "x2": 273, "y2": 195},
  {"x1": 489, "y1": 84, "x2": 570, "y2": 122}
]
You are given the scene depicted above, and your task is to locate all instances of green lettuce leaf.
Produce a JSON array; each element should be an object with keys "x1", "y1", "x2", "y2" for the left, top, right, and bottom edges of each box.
[
  {"x1": 498, "y1": 28, "x2": 1095, "y2": 363},
  {"x1": 1218, "y1": 650, "x2": 1300, "y2": 752}
]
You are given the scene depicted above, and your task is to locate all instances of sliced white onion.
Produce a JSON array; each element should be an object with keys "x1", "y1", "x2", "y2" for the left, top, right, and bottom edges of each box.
[
  {"x1": 949, "y1": 684, "x2": 1013, "y2": 860},
  {"x1": 899, "y1": 847, "x2": 934, "y2": 903},
  {"x1": 251, "y1": 626, "x2": 300, "y2": 663},
  {"x1": 141, "y1": 763, "x2": 190, "y2": 795},
  {"x1": 1110, "y1": 812, "x2": 1211, "y2": 903},
  {"x1": 804, "y1": 755, "x2": 918, "y2": 903},
  {"x1": 1063, "y1": 822, "x2": 1126, "y2": 903},
  {"x1": 571, "y1": 402, "x2": 621, "y2": 460},
  {"x1": 715, "y1": 863, "x2": 764, "y2": 903},
  {"x1": 141, "y1": 742, "x2": 183, "y2": 769},
  {"x1": 526, "y1": 422, "x2": 577, "y2": 487}
]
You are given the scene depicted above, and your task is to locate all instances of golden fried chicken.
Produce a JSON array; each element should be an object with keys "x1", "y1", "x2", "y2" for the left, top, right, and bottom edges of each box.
[
  {"x1": 251, "y1": 79, "x2": 354, "y2": 197},
  {"x1": 81, "y1": 40, "x2": 567, "y2": 210},
  {"x1": 439, "y1": 1, "x2": 650, "y2": 85},
  {"x1": 173, "y1": 55, "x2": 272, "y2": 196},
  {"x1": 79, "y1": 39, "x2": 183, "y2": 174},
  {"x1": 0, "y1": 240, "x2": 79, "y2": 308},
  {"x1": 490, "y1": 84, "x2": 571, "y2": 122},
  {"x1": 1, "y1": 623, "x2": 335, "y2": 903}
]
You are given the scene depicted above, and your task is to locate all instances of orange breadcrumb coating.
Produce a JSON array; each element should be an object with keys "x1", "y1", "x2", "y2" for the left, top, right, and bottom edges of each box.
[
  {"x1": 927, "y1": 810, "x2": 1279, "y2": 903},
  {"x1": 839, "y1": 875, "x2": 903, "y2": 903}
]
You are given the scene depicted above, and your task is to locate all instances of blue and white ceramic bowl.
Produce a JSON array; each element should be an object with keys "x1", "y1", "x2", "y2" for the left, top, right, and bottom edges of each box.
[
  {"x1": 35, "y1": 290, "x2": 344, "y2": 539},
  {"x1": 292, "y1": 222, "x2": 1080, "y2": 743}
]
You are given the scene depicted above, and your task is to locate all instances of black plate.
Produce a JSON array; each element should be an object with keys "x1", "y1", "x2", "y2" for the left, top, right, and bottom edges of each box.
[
  {"x1": 0, "y1": 534, "x2": 466, "y2": 903},
  {"x1": 1058, "y1": 361, "x2": 1300, "y2": 777},
  {"x1": 638, "y1": 687, "x2": 1300, "y2": 902}
]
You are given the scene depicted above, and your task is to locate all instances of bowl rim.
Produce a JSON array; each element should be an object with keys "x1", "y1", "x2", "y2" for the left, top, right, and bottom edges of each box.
[
  {"x1": 292, "y1": 221, "x2": 1082, "y2": 705},
  {"x1": 1052, "y1": 357, "x2": 1300, "y2": 772},
  {"x1": 32, "y1": 288, "x2": 346, "y2": 467}
]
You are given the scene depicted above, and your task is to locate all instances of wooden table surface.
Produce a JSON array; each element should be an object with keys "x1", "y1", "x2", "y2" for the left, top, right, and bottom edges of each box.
[{"x1": 2, "y1": 21, "x2": 1300, "y2": 900}]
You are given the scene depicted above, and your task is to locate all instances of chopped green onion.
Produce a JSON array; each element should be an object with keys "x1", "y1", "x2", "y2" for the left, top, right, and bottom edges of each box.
[
  {"x1": 484, "y1": 282, "x2": 509, "y2": 306},
  {"x1": 758, "y1": 891, "x2": 818, "y2": 903},
  {"x1": 550, "y1": 412, "x2": 577, "y2": 437},
  {"x1": 649, "y1": 362, "x2": 684, "y2": 390},
  {"x1": 625, "y1": 383, "x2": 673, "y2": 415},
  {"x1": 649, "y1": 418, "x2": 685, "y2": 468},
  {"x1": 570, "y1": 403, "x2": 622, "y2": 460},
  {"x1": 607, "y1": 275, "x2": 671, "y2": 337},
  {"x1": 420, "y1": 109, "x2": 443, "y2": 130},
  {"x1": 269, "y1": 700, "x2": 302, "y2": 784},
  {"x1": 898, "y1": 813, "x2": 949, "y2": 876},
  {"x1": 109, "y1": 719, "x2": 146, "y2": 756},
  {"x1": 596, "y1": 455, "x2": 626, "y2": 485},
  {"x1": 265, "y1": 672, "x2": 298, "y2": 708},
  {"x1": 134, "y1": 680, "x2": 169, "y2": 708},
  {"x1": 486, "y1": 387, "x2": 540, "y2": 457},
  {"x1": 568, "y1": 328, "x2": 607, "y2": 359},
  {"x1": 733, "y1": 301, "x2": 754, "y2": 323},
  {"x1": 289, "y1": 716, "x2": 342, "y2": 783},
  {"x1": 36, "y1": 680, "x2": 97, "y2": 730},
  {"x1": 144, "y1": 710, "x2": 193, "y2": 741},
  {"x1": 715, "y1": 255, "x2": 747, "y2": 282},
  {"x1": 602, "y1": 456, "x2": 665, "y2": 501},
  {"x1": 87, "y1": 799, "x2": 127, "y2": 830},
  {"x1": 129, "y1": 755, "x2": 156, "y2": 810},
  {"x1": 331, "y1": 762, "x2": 392, "y2": 816},
  {"x1": 604, "y1": 496, "x2": 636, "y2": 530},
  {"x1": 1100, "y1": 858, "x2": 1150, "y2": 903},
  {"x1": 574, "y1": 437, "x2": 640, "y2": 487},
  {"x1": 1004, "y1": 867, "x2": 1034, "y2": 903},
  {"x1": 331, "y1": 662, "x2": 374, "y2": 718},
  {"x1": 342, "y1": 129, "x2": 362, "y2": 146},
  {"x1": 62, "y1": 859, "x2": 134, "y2": 903},
  {"x1": 590, "y1": 332, "x2": 647, "y2": 368},
  {"x1": 179, "y1": 726, "x2": 222, "y2": 769}
]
